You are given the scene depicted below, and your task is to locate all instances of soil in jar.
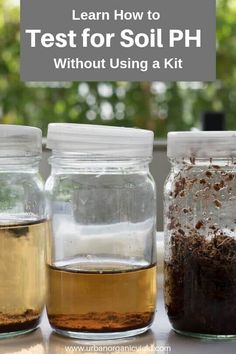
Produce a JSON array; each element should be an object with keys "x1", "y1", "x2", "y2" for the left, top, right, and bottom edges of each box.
[
  {"x1": 165, "y1": 232, "x2": 236, "y2": 335},
  {"x1": 0, "y1": 310, "x2": 40, "y2": 333},
  {"x1": 165, "y1": 163, "x2": 236, "y2": 335}
]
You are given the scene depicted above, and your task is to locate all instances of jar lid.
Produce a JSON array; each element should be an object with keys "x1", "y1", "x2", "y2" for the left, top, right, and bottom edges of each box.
[
  {"x1": 167, "y1": 131, "x2": 236, "y2": 159},
  {"x1": 47, "y1": 123, "x2": 154, "y2": 158},
  {"x1": 0, "y1": 125, "x2": 42, "y2": 157}
]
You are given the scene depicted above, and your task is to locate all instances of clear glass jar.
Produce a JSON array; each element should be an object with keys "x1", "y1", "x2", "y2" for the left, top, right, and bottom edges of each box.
[
  {"x1": 45, "y1": 123, "x2": 157, "y2": 340},
  {"x1": 0, "y1": 125, "x2": 48, "y2": 338},
  {"x1": 164, "y1": 131, "x2": 236, "y2": 339}
]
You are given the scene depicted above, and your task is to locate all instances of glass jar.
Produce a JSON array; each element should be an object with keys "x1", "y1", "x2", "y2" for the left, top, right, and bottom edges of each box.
[
  {"x1": 0, "y1": 125, "x2": 48, "y2": 338},
  {"x1": 45, "y1": 123, "x2": 157, "y2": 340},
  {"x1": 164, "y1": 131, "x2": 236, "y2": 339}
]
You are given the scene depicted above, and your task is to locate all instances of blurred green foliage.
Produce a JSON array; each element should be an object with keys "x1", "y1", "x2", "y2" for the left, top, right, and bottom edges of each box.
[{"x1": 0, "y1": 0, "x2": 236, "y2": 136}]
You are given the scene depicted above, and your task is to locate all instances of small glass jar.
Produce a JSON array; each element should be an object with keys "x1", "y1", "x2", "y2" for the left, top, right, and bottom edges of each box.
[
  {"x1": 0, "y1": 125, "x2": 48, "y2": 338},
  {"x1": 164, "y1": 131, "x2": 236, "y2": 339},
  {"x1": 45, "y1": 123, "x2": 157, "y2": 340}
]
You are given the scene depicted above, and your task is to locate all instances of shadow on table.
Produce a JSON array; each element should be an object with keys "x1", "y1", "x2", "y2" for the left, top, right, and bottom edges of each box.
[
  {"x1": 165, "y1": 330, "x2": 236, "y2": 354},
  {"x1": 0, "y1": 328, "x2": 44, "y2": 354},
  {"x1": 47, "y1": 329, "x2": 156, "y2": 354}
]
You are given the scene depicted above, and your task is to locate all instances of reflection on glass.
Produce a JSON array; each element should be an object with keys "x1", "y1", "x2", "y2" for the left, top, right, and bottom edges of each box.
[
  {"x1": 0, "y1": 329, "x2": 45, "y2": 354},
  {"x1": 165, "y1": 330, "x2": 236, "y2": 354},
  {"x1": 48, "y1": 330, "x2": 156, "y2": 354}
]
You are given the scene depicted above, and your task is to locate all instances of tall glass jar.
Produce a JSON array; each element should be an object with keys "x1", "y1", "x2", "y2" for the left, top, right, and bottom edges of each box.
[
  {"x1": 164, "y1": 131, "x2": 236, "y2": 339},
  {"x1": 0, "y1": 125, "x2": 48, "y2": 338},
  {"x1": 45, "y1": 123, "x2": 157, "y2": 340}
]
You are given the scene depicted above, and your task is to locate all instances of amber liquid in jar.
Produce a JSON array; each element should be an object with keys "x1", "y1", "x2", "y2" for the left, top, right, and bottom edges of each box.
[
  {"x1": 47, "y1": 260, "x2": 157, "y2": 333},
  {"x1": 0, "y1": 220, "x2": 48, "y2": 334}
]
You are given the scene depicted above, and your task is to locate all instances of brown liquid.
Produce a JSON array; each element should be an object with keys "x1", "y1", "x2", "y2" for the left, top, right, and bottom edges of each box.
[
  {"x1": 0, "y1": 220, "x2": 48, "y2": 333},
  {"x1": 47, "y1": 262, "x2": 157, "y2": 332}
]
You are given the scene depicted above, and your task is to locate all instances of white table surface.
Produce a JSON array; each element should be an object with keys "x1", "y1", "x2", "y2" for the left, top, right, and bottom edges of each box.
[{"x1": 0, "y1": 234, "x2": 235, "y2": 354}]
